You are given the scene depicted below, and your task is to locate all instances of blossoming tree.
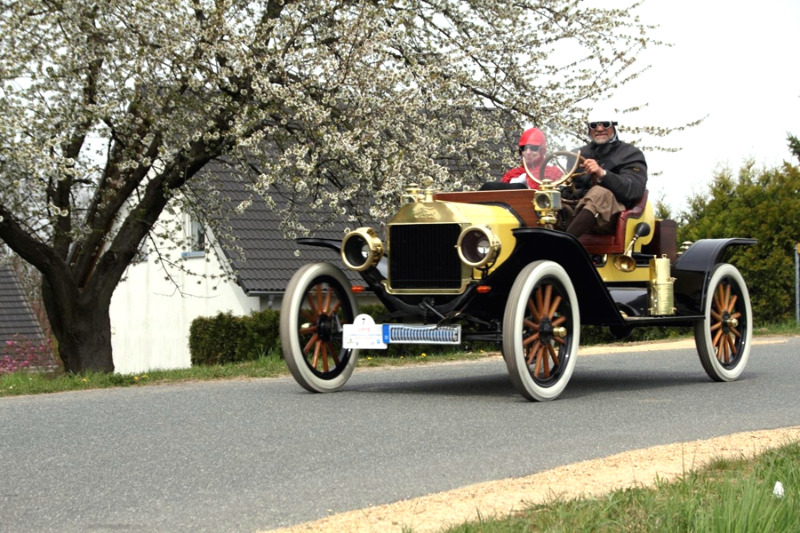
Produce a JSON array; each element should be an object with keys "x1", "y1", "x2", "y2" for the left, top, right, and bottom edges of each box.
[{"x1": 0, "y1": 0, "x2": 663, "y2": 372}]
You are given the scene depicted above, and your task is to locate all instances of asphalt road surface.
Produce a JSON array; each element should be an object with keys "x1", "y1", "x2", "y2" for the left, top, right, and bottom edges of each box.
[{"x1": 2, "y1": 336, "x2": 799, "y2": 532}]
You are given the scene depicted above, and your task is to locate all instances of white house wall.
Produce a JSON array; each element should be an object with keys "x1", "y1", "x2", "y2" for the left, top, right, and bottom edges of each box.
[{"x1": 110, "y1": 244, "x2": 260, "y2": 375}]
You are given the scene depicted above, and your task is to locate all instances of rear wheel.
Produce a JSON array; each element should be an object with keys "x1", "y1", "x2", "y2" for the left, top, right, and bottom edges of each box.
[
  {"x1": 280, "y1": 263, "x2": 359, "y2": 392},
  {"x1": 694, "y1": 263, "x2": 752, "y2": 381},
  {"x1": 503, "y1": 261, "x2": 579, "y2": 401}
]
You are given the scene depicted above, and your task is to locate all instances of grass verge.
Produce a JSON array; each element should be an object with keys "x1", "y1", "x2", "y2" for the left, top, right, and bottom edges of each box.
[
  {"x1": 1, "y1": 322, "x2": 798, "y2": 398},
  {"x1": 0, "y1": 348, "x2": 495, "y2": 397},
  {"x1": 440, "y1": 440, "x2": 800, "y2": 533}
]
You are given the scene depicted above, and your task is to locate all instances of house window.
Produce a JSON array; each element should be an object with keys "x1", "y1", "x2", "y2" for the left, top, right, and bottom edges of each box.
[
  {"x1": 182, "y1": 216, "x2": 206, "y2": 259},
  {"x1": 191, "y1": 218, "x2": 205, "y2": 251}
]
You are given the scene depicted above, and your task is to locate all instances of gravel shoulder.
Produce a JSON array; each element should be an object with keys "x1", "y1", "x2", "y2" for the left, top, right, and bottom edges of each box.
[
  {"x1": 267, "y1": 337, "x2": 798, "y2": 533},
  {"x1": 269, "y1": 426, "x2": 800, "y2": 533}
]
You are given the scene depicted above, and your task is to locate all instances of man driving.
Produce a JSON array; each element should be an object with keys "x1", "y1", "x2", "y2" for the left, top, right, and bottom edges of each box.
[{"x1": 564, "y1": 110, "x2": 648, "y2": 238}]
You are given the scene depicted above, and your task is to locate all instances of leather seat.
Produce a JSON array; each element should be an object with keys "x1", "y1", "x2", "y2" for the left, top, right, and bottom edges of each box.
[{"x1": 578, "y1": 190, "x2": 649, "y2": 254}]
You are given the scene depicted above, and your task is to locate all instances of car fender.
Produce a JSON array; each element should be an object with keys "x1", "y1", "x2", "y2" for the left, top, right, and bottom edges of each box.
[
  {"x1": 296, "y1": 237, "x2": 342, "y2": 254},
  {"x1": 490, "y1": 228, "x2": 626, "y2": 327},
  {"x1": 295, "y1": 236, "x2": 388, "y2": 287},
  {"x1": 672, "y1": 238, "x2": 757, "y2": 315}
]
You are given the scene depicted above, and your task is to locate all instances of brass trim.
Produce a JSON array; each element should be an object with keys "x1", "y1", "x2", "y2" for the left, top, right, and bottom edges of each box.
[
  {"x1": 382, "y1": 260, "x2": 474, "y2": 295},
  {"x1": 648, "y1": 255, "x2": 676, "y2": 315},
  {"x1": 341, "y1": 227, "x2": 384, "y2": 271},
  {"x1": 381, "y1": 282, "x2": 471, "y2": 295},
  {"x1": 533, "y1": 181, "x2": 562, "y2": 229},
  {"x1": 457, "y1": 225, "x2": 501, "y2": 269}
]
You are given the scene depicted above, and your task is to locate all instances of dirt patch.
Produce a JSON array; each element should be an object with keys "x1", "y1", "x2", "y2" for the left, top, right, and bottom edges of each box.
[{"x1": 267, "y1": 426, "x2": 800, "y2": 533}]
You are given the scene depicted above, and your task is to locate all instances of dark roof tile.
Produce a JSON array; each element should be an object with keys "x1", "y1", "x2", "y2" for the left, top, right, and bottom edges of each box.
[{"x1": 0, "y1": 265, "x2": 46, "y2": 343}]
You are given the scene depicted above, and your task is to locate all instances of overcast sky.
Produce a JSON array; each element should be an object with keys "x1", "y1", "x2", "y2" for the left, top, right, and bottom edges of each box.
[{"x1": 590, "y1": 0, "x2": 800, "y2": 213}]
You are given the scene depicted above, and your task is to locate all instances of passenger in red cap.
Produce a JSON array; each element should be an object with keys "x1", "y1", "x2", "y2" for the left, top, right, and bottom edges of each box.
[{"x1": 500, "y1": 127, "x2": 563, "y2": 189}]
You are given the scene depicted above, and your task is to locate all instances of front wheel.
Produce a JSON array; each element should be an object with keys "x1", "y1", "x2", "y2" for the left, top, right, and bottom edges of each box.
[
  {"x1": 694, "y1": 263, "x2": 752, "y2": 381},
  {"x1": 280, "y1": 263, "x2": 359, "y2": 392},
  {"x1": 502, "y1": 261, "x2": 580, "y2": 401}
]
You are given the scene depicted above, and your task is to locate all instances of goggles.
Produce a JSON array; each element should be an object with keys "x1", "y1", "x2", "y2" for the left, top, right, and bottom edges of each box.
[
  {"x1": 588, "y1": 121, "x2": 617, "y2": 130},
  {"x1": 518, "y1": 144, "x2": 541, "y2": 153}
]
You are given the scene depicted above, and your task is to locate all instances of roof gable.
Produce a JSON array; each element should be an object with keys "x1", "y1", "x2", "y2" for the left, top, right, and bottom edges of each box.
[
  {"x1": 0, "y1": 264, "x2": 46, "y2": 343},
  {"x1": 201, "y1": 162, "x2": 364, "y2": 294}
]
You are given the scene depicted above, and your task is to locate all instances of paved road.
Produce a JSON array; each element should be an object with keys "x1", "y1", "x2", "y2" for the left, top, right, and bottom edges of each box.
[{"x1": 2, "y1": 337, "x2": 799, "y2": 532}]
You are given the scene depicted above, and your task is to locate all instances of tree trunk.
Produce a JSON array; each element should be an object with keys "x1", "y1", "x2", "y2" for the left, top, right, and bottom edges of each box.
[{"x1": 42, "y1": 280, "x2": 115, "y2": 374}]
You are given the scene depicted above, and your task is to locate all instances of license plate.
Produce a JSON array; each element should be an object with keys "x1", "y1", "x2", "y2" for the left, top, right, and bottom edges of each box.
[{"x1": 343, "y1": 314, "x2": 461, "y2": 349}]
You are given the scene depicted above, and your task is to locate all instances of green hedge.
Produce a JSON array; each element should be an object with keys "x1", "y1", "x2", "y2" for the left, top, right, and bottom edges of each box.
[
  {"x1": 238, "y1": 309, "x2": 280, "y2": 360},
  {"x1": 190, "y1": 310, "x2": 280, "y2": 366},
  {"x1": 188, "y1": 306, "x2": 685, "y2": 366}
]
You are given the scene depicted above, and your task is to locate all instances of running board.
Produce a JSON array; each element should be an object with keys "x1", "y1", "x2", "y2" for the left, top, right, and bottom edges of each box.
[{"x1": 622, "y1": 315, "x2": 704, "y2": 327}]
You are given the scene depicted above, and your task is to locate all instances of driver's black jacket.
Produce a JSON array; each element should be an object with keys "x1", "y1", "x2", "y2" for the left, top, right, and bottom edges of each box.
[{"x1": 568, "y1": 140, "x2": 648, "y2": 209}]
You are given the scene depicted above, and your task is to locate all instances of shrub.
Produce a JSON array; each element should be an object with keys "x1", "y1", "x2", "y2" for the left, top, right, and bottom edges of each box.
[
  {"x1": 189, "y1": 312, "x2": 245, "y2": 366},
  {"x1": 237, "y1": 309, "x2": 281, "y2": 360},
  {"x1": 0, "y1": 336, "x2": 57, "y2": 374},
  {"x1": 190, "y1": 310, "x2": 281, "y2": 366}
]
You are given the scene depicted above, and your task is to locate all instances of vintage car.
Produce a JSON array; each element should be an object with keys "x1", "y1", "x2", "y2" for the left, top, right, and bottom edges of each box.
[{"x1": 280, "y1": 152, "x2": 755, "y2": 401}]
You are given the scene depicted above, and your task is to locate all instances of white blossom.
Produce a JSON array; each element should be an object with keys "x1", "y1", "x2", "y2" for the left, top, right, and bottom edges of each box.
[{"x1": 0, "y1": 0, "x2": 673, "y2": 371}]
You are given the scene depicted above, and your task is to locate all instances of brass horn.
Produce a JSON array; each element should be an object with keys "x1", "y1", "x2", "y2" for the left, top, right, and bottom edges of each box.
[{"x1": 613, "y1": 222, "x2": 651, "y2": 272}]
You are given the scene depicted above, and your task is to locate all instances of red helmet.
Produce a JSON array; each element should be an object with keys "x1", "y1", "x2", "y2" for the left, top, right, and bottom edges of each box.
[{"x1": 518, "y1": 127, "x2": 546, "y2": 153}]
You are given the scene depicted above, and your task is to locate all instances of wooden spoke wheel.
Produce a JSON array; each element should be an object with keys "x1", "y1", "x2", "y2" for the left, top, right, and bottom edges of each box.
[
  {"x1": 502, "y1": 261, "x2": 579, "y2": 401},
  {"x1": 694, "y1": 263, "x2": 752, "y2": 382},
  {"x1": 280, "y1": 263, "x2": 359, "y2": 392}
]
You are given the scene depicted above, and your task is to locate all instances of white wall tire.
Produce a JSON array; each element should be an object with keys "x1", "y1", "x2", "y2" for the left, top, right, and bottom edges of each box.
[
  {"x1": 694, "y1": 263, "x2": 752, "y2": 382},
  {"x1": 280, "y1": 263, "x2": 359, "y2": 392},
  {"x1": 502, "y1": 261, "x2": 580, "y2": 401}
]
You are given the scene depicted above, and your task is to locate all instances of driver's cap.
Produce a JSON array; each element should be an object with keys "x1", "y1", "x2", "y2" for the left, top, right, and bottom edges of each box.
[
  {"x1": 586, "y1": 106, "x2": 620, "y2": 142},
  {"x1": 518, "y1": 127, "x2": 547, "y2": 152},
  {"x1": 587, "y1": 106, "x2": 619, "y2": 127}
]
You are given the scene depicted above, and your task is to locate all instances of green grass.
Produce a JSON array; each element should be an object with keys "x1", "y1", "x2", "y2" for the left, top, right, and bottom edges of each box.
[
  {"x1": 754, "y1": 319, "x2": 800, "y2": 337},
  {"x1": 0, "y1": 348, "x2": 497, "y2": 397},
  {"x1": 1, "y1": 322, "x2": 798, "y2": 398},
  {"x1": 439, "y1": 440, "x2": 800, "y2": 533},
  {"x1": 0, "y1": 351, "x2": 290, "y2": 397}
]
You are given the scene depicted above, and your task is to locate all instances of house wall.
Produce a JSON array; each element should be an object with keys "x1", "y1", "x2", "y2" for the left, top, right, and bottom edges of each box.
[
  {"x1": 108, "y1": 195, "x2": 384, "y2": 375},
  {"x1": 110, "y1": 240, "x2": 260, "y2": 375}
]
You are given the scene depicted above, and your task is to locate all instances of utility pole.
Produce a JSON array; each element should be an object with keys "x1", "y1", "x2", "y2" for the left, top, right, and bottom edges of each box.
[{"x1": 796, "y1": 242, "x2": 799, "y2": 325}]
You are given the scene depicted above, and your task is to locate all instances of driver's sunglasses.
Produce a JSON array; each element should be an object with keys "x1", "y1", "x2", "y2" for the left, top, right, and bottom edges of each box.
[
  {"x1": 589, "y1": 121, "x2": 616, "y2": 130},
  {"x1": 519, "y1": 144, "x2": 541, "y2": 154}
]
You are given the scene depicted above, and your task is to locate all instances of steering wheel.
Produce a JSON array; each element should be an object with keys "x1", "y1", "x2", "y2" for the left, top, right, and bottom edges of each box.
[{"x1": 522, "y1": 151, "x2": 586, "y2": 188}]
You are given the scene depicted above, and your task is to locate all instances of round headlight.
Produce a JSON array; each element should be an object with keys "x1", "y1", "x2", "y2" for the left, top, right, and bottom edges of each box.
[
  {"x1": 457, "y1": 226, "x2": 500, "y2": 268},
  {"x1": 342, "y1": 227, "x2": 384, "y2": 271}
]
